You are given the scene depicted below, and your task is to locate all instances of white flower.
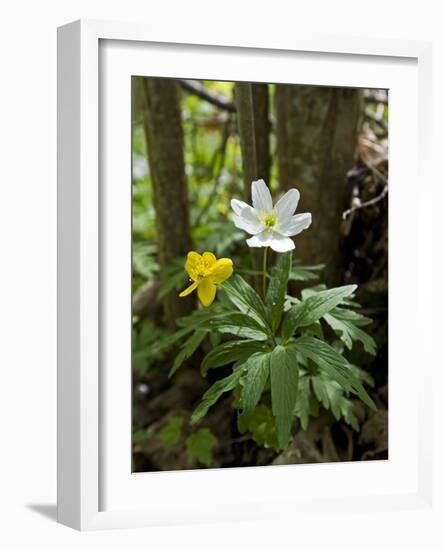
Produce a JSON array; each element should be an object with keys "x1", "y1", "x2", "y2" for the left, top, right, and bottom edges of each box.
[{"x1": 230, "y1": 179, "x2": 312, "y2": 253}]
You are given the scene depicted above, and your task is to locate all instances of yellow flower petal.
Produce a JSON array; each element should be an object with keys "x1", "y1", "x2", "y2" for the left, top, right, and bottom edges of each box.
[
  {"x1": 209, "y1": 258, "x2": 234, "y2": 284},
  {"x1": 197, "y1": 279, "x2": 217, "y2": 307},
  {"x1": 179, "y1": 281, "x2": 198, "y2": 297},
  {"x1": 202, "y1": 251, "x2": 217, "y2": 267},
  {"x1": 185, "y1": 251, "x2": 202, "y2": 281}
]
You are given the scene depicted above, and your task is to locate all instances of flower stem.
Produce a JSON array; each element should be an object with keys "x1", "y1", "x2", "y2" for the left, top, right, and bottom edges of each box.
[{"x1": 262, "y1": 246, "x2": 269, "y2": 298}]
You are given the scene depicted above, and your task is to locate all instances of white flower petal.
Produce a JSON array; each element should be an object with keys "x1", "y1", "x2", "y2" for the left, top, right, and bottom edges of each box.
[
  {"x1": 246, "y1": 232, "x2": 274, "y2": 248},
  {"x1": 246, "y1": 231, "x2": 295, "y2": 253},
  {"x1": 278, "y1": 213, "x2": 312, "y2": 237},
  {"x1": 230, "y1": 198, "x2": 250, "y2": 216},
  {"x1": 269, "y1": 235, "x2": 296, "y2": 253},
  {"x1": 251, "y1": 179, "x2": 273, "y2": 214},
  {"x1": 274, "y1": 189, "x2": 300, "y2": 222},
  {"x1": 233, "y1": 214, "x2": 262, "y2": 235}
]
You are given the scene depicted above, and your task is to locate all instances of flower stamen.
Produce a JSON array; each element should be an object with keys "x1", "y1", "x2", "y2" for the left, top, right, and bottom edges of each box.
[{"x1": 263, "y1": 213, "x2": 277, "y2": 229}]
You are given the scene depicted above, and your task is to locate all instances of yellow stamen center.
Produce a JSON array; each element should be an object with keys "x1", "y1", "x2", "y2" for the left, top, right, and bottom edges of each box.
[
  {"x1": 264, "y1": 214, "x2": 277, "y2": 228},
  {"x1": 195, "y1": 259, "x2": 213, "y2": 280}
]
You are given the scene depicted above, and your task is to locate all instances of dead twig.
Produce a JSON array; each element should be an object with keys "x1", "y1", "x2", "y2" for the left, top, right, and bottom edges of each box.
[
  {"x1": 342, "y1": 183, "x2": 388, "y2": 220},
  {"x1": 180, "y1": 79, "x2": 237, "y2": 113}
]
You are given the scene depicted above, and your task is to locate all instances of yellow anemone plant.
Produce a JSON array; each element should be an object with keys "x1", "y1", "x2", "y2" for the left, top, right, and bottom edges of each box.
[{"x1": 179, "y1": 251, "x2": 233, "y2": 307}]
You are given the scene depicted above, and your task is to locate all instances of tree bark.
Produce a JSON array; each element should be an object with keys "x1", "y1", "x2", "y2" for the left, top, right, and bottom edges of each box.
[
  {"x1": 235, "y1": 83, "x2": 271, "y2": 201},
  {"x1": 275, "y1": 85, "x2": 362, "y2": 285},
  {"x1": 139, "y1": 77, "x2": 193, "y2": 327}
]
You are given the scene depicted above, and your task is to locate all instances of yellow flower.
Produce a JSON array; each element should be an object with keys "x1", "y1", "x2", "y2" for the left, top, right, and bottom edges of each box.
[{"x1": 179, "y1": 251, "x2": 233, "y2": 307}]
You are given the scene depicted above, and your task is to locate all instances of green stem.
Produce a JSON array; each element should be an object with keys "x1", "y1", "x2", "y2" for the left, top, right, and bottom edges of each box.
[{"x1": 262, "y1": 246, "x2": 269, "y2": 298}]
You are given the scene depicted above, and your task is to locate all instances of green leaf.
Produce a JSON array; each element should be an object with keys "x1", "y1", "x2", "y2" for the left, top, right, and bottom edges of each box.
[
  {"x1": 294, "y1": 375, "x2": 311, "y2": 430},
  {"x1": 132, "y1": 325, "x2": 192, "y2": 374},
  {"x1": 324, "y1": 311, "x2": 376, "y2": 355},
  {"x1": 270, "y1": 345, "x2": 299, "y2": 449},
  {"x1": 169, "y1": 330, "x2": 207, "y2": 377},
  {"x1": 339, "y1": 397, "x2": 360, "y2": 431},
  {"x1": 294, "y1": 336, "x2": 376, "y2": 411},
  {"x1": 303, "y1": 320, "x2": 324, "y2": 340},
  {"x1": 329, "y1": 307, "x2": 372, "y2": 326},
  {"x1": 221, "y1": 275, "x2": 269, "y2": 329},
  {"x1": 133, "y1": 429, "x2": 149, "y2": 444},
  {"x1": 191, "y1": 368, "x2": 245, "y2": 424},
  {"x1": 201, "y1": 339, "x2": 269, "y2": 375},
  {"x1": 186, "y1": 428, "x2": 217, "y2": 466},
  {"x1": 349, "y1": 364, "x2": 375, "y2": 387},
  {"x1": 157, "y1": 417, "x2": 184, "y2": 448},
  {"x1": 282, "y1": 285, "x2": 357, "y2": 340},
  {"x1": 158, "y1": 257, "x2": 188, "y2": 299},
  {"x1": 240, "y1": 352, "x2": 271, "y2": 418},
  {"x1": 208, "y1": 313, "x2": 269, "y2": 341},
  {"x1": 301, "y1": 284, "x2": 327, "y2": 299},
  {"x1": 246, "y1": 404, "x2": 279, "y2": 451},
  {"x1": 266, "y1": 251, "x2": 292, "y2": 333},
  {"x1": 176, "y1": 308, "x2": 231, "y2": 330},
  {"x1": 312, "y1": 376, "x2": 330, "y2": 409},
  {"x1": 133, "y1": 243, "x2": 158, "y2": 280},
  {"x1": 289, "y1": 264, "x2": 325, "y2": 281},
  {"x1": 311, "y1": 375, "x2": 360, "y2": 431}
]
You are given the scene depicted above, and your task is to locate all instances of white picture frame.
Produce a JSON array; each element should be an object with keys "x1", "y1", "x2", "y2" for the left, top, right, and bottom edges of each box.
[{"x1": 57, "y1": 19, "x2": 434, "y2": 531}]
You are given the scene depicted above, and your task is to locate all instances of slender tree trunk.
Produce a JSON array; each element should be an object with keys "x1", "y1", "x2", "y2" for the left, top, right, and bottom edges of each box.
[
  {"x1": 235, "y1": 83, "x2": 271, "y2": 288},
  {"x1": 275, "y1": 85, "x2": 362, "y2": 285},
  {"x1": 235, "y1": 83, "x2": 271, "y2": 201},
  {"x1": 139, "y1": 77, "x2": 193, "y2": 327}
]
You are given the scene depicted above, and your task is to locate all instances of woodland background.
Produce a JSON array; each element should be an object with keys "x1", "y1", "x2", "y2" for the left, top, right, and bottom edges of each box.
[{"x1": 131, "y1": 78, "x2": 388, "y2": 471}]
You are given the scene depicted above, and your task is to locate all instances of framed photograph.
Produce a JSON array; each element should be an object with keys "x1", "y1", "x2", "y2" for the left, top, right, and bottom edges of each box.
[{"x1": 57, "y1": 19, "x2": 433, "y2": 530}]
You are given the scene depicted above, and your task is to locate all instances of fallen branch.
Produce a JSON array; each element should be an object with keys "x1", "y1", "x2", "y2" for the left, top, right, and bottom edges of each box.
[
  {"x1": 180, "y1": 79, "x2": 237, "y2": 113},
  {"x1": 342, "y1": 183, "x2": 388, "y2": 220}
]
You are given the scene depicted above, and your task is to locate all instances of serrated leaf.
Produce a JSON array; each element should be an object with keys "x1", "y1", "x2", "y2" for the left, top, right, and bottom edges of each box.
[
  {"x1": 289, "y1": 264, "x2": 324, "y2": 281},
  {"x1": 282, "y1": 285, "x2": 357, "y2": 340},
  {"x1": 240, "y1": 352, "x2": 271, "y2": 418},
  {"x1": 321, "y1": 378, "x2": 343, "y2": 419},
  {"x1": 176, "y1": 308, "x2": 233, "y2": 329},
  {"x1": 324, "y1": 311, "x2": 376, "y2": 355},
  {"x1": 221, "y1": 275, "x2": 269, "y2": 329},
  {"x1": 266, "y1": 251, "x2": 292, "y2": 333},
  {"x1": 294, "y1": 375, "x2": 311, "y2": 430},
  {"x1": 157, "y1": 417, "x2": 184, "y2": 448},
  {"x1": 186, "y1": 428, "x2": 217, "y2": 466},
  {"x1": 191, "y1": 368, "x2": 245, "y2": 424},
  {"x1": 270, "y1": 345, "x2": 299, "y2": 449},
  {"x1": 208, "y1": 313, "x2": 269, "y2": 341},
  {"x1": 133, "y1": 243, "x2": 159, "y2": 279},
  {"x1": 169, "y1": 330, "x2": 207, "y2": 377},
  {"x1": 340, "y1": 398, "x2": 360, "y2": 431},
  {"x1": 201, "y1": 339, "x2": 269, "y2": 375},
  {"x1": 312, "y1": 376, "x2": 330, "y2": 409},
  {"x1": 349, "y1": 364, "x2": 375, "y2": 387},
  {"x1": 294, "y1": 336, "x2": 376, "y2": 411},
  {"x1": 311, "y1": 375, "x2": 360, "y2": 431},
  {"x1": 329, "y1": 307, "x2": 372, "y2": 326}
]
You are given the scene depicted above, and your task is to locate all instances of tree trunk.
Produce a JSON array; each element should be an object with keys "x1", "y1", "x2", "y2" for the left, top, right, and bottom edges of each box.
[
  {"x1": 275, "y1": 85, "x2": 362, "y2": 285},
  {"x1": 139, "y1": 77, "x2": 193, "y2": 327},
  {"x1": 235, "y1": 83, "x2": 271, "y2": 201},
  {"x1": 235, "y1": 83, "x2": 271, "y2": 289}
]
